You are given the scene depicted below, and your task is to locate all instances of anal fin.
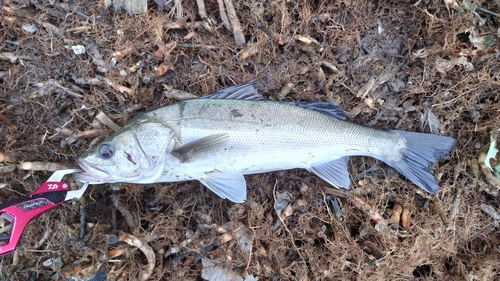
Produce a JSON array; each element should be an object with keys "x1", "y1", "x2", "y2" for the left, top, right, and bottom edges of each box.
[
  {"x1": 310, "y1": 157, "x2": 351, "y2": 188},
  {"x1": 199, "y1": 172, "x2": 247, "y2": 203}
]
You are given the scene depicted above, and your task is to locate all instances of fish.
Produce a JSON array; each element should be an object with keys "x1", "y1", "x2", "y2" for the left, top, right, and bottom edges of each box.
[{"x1": 75, "y1": 82, "x2": 456, "y2": 203}]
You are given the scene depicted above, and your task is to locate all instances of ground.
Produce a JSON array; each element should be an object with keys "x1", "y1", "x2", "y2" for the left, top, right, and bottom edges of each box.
[{"x1": 1, "y1": 0, "x2": 500, "y2": 280}]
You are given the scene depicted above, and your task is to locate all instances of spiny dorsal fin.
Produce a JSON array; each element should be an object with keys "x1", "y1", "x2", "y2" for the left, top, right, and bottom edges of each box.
[
  {"x1": 201, "y1": 82, "x2": 346, "y2": 119},
  {"x1": 200, "y1": 81, "x2": 267, "y2": 100},
  {"x1": 171, "y1": 134, "x2": 229, "y2": 162},
  {"x1": 290, "y1": 101, "x2": 346, "y2": 120}
]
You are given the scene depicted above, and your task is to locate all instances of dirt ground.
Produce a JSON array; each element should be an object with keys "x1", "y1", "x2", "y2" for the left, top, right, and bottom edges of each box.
[{"x1": 1, "y1": 0, "x2": 500, "y2": 280}]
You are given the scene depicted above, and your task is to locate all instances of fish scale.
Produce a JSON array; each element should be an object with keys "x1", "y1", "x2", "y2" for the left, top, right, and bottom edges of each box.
[{"x1": 75, "y1": 82, "x2": 455, "y2": 203}]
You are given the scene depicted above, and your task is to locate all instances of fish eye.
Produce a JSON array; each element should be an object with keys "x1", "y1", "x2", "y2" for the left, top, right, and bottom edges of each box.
[{"x1": 98, "y1": 143, "x2": 114, "y2": 159}]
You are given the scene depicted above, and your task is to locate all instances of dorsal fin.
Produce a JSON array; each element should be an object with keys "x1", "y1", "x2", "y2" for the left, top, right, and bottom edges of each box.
[
  {"x1": 200, "y1": 82, "x2": 346, "y2": 120},
  {"x1": 290, "y1": 101, "x2": 346, "y2": 120},
  {"x1": 200, "y1": 81, "x2": 267, "y2": 100}
]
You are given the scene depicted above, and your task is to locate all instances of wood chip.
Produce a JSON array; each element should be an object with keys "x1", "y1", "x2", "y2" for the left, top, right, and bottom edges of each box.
[
  {"x1": 119, "y1": 232, "x2": 155, "y2": 281},
  {"x1": 96, "y1": 111, "x2": 120, "y2": 131},
  {"x1": 401, "y1": 208, "x2": 410, "y2": 229},
  {"x1": 0, "y1": 153, "x2": 17, "y2": 163},
  {"x1": 390, "y1": 203, "x2": 403, "y2": 224}
]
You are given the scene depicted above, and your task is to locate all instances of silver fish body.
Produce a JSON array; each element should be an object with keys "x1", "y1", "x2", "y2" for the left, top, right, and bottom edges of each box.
[{"x1": 75, "y1": 82, "x2": 456, "y2": 202}]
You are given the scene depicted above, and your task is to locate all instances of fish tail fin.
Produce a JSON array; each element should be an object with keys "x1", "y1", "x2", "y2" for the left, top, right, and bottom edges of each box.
[{"x1": 380, "y1": 131, "x2": 456, "y2": 194}]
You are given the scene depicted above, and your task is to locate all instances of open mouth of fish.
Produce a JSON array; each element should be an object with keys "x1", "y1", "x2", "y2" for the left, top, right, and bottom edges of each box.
[{"x1": 74, "y1": 159, "x2": 110, "y2": 183}]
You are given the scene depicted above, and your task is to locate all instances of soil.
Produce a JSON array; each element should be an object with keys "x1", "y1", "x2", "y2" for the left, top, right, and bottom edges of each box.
[{"x1": 1, "y1": 0, "x2": 500, "y2": 280}]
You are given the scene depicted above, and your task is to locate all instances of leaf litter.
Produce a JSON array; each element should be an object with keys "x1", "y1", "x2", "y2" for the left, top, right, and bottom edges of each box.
[{"x1": 1, "y1": 0, "x2": 500, "y2": 280}]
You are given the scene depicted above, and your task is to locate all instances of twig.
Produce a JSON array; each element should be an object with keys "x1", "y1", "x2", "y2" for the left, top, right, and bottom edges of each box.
[
  {"x1": 177, "y1": 43, "x2": 216, "y2": 49},
  {"x1": 79, "y1": 197, "x2": 87, "y2": 239},
  {"x1": 217, "y1": 0, "x2": 231, "y2": 30},
  {"x1": 322, "y1": 186, "x2": 383, "y2": 222},
  {"x1": 164, "y1": 21, "x2": 205, "y2": 30},
  {"x1": 111, "y1": 197, "x2": 117, "y2": 231},
  {"x1": 54, "y1": 2, "x2": 90, "y2": 19},
  {"x1": 50, "y1": 79, "x2": 84, "y2": 98},
  {"x1": 195, "y1": 0, "x2": 208, "y2": 19},
  {"x1": 94, "y1": 76, "x2": 133, "y2": 96},
  {"x1": 34, "y1": 228, "x2": 51, "y2": 249},
  {"x1": 223, "y1": 0, "x2": 246, "y2": 46},
  {"x1": 477, "y1": 7, "x2": 500, "y2": 19},
  {"x1": 19, "y1": 162, "x2": 73, "y2": 171},
  {"x1": 480, "y1": 204, "x2": 500, "y2": 220},
  {"x1": 256, "y1": 22, "x2": 275, "y2": 38}
]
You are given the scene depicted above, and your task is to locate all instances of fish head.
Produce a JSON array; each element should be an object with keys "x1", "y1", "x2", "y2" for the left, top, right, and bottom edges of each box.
[{"x1": 75, "y1": 122, "x2": 174, "y2": 183}]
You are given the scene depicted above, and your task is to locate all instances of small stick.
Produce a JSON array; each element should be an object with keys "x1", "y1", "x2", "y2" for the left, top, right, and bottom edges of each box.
[
  {"x1": 102, "y1": 77, "x2": 133, "y2": 96},
  {"x1": 19, "y1": 162, "x2": 72, "y2": 171},
  {"x1": 79, "y1": 197, "x2": 87, "y2": 239},
  {"x1": 50, "y1": 79, "x2": 84, "y2": 98},
  {"x1": 480, "y1": 204, "x2": 500, "y2": 220},
  {"x1": 320, "y1": 61, "x2": 340, "y2": 74},
  {"x1": 195, "y1": 0, "x2": 208, "y2": 19},
  {"x1": 223, "y1": 0, "x2": 246, "y2": 47},
  {"x1": 217, "y1": 0, "x2": 231, "y2": 30},
  {"x1": 477, "y1": 7, "x2": 500, "y2": 19},
  {"x1": 256, "y1": 22, "x2": 275, "y2": 38},
  {"x1": 177, "y1": 43, "x2": 216, "y2": 49},
  {"x1": 322, "y1": 186, "x2": 383, "y2": 222},
  {"x1": 0, "y1": 164, "x2": 16, "y2": 174},
  {"x1": 173, "y1": 0, "x2": 183, "y2": 20},
  {"x1": 75, "y1": 129, "x2": 101, "y2": 139},
  {"x1": 34, "y1": 228, "x2": 51, "y2": 249},
  {"x1": 164, "y1": 21, "x2": 205, "y2": 30}
]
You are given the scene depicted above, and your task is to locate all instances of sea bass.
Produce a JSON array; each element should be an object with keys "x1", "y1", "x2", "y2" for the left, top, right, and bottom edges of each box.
[{"x1": 75, "y1": 82, "x2": 456, "y2": 203}]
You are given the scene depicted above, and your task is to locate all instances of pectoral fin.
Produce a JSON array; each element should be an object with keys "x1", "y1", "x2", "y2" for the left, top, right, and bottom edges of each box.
[
  {"x1": 171, "y1": 134, "x2": 229, "y2": 162},
  {"x1": 199, "y1": 172, "x2": 247, "y2": 203},
  {"x1": 310, "y1": 157, "x2": 351, "y2": 188}
]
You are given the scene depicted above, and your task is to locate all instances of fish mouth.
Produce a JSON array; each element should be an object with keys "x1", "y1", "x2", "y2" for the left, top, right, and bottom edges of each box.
[{"x1": 74, "y1": 159, "x2": 111, "y2": 184}]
